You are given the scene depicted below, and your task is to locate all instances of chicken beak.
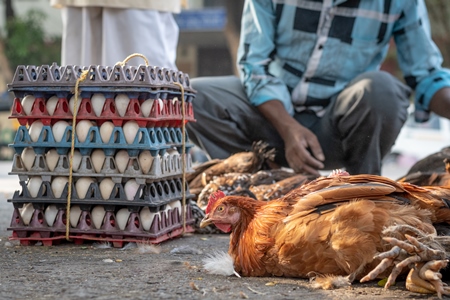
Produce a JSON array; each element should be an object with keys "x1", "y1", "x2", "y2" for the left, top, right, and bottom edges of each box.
[{"x1": 199, "y1": 214, "x2": 212, "y2": 228}]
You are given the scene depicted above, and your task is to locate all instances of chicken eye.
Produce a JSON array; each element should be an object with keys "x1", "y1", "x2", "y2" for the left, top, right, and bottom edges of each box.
[{"x1": 217, "y1": 206, "x2": 224, "y2": 212}]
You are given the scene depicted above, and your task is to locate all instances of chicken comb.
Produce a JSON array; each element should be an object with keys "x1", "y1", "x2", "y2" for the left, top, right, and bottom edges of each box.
[{"x1": 206, "y1": 190, "x2": 226, "y2": 214}]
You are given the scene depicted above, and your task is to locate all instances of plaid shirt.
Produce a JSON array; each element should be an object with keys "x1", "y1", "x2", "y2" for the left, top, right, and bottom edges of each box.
[{"x1": 237, "y1": 0, "x2": 450, "y2": 121}]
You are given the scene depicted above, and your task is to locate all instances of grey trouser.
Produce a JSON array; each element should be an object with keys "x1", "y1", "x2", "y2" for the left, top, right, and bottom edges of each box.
[{"x1": 186, "y1": 71, "x2": 411, "y2": 175}]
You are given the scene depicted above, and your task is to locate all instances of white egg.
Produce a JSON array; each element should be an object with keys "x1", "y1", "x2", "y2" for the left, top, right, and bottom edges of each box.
[
  {"x1": 27, "y1": 176, "x2": 43, "y2": 198},
  {"x1": 51, "y1": 176, "x2": 69, "y2": 198},
  {"x1": 75, "y1": 177, "x2": 94, "y2": 199},
  {"x1": 44, "y1": 205, "x2": 58, "y2": 226},
  {"x1": 91, "y1": 205, "x2": 106, "y2": 229},
  {"x1": 68, "y1": 95, "x2": 80, "y2": 114},
  {"x1": 123, "y1": 121, "x2": 139, "y2": 144},
  {"x1": 91, "y1": 93, "x2": 106, "y2": 117},
  {"x1": 115, "y1": 93, "x2": 130, "y2": 117},
  {"x1": 169, "y1": 200, "x2": 182, "y2": 217},
  {"x1": 21, "y1": 95, "x2": 36, "y2": 115},
  {"x1": 21, "y1": 147, "x2": 35, "y2": 171},
  {"x1": 91, "y1": 149, "x2": 105, "y2": 173},
  {"x1": 72, "y1": 150, "x2": 82, "y2": 171},
  {"x1": 124, "y1": 179, "x2": 140, "y2": 201},
  {"x1": 20, "y1": 203, "x2": 35, "y2": 225},
  {"x1": 140, "y1": 99, "x2": 154, "y2": 117},
  {"x1": 138, "y1": 150, "x2": 153, "y2": 174},
  {"x1": 99, "y1": 178, "x2": 115, "y2": 200},
  {"x1": 46, "y1": 96, "x2": 59, "y2": 115},
  {"x1": 46, "y1": 148, "x2": 59, "y2": 172},
  {"x1": 69, "y1": 205, "x2": 82, "y2": 227},
  {"x1": 140, "y1": 206, "x2": 156, "y2": 231},
  {"x1": 76, "y1": 120, "x2": 93, "y2": 143},
  {"x1": 116, "y1": 208, "x2": 131, "y2": 230},
  {"x1": 52, "y1": 120, "x2": 70, "y2": 142},
  {"x1": 115, "y1": 150, "x2": 129, "y2": 173},
  {"x1": 155, "y1": 98, "x2": 164, "y2": 113},
  {"x1": 29, "y1": 120, "x2": 44, "y2": 142},
  {"x1": 99, "y1": 121, "x2": 114, "y2": 143}
]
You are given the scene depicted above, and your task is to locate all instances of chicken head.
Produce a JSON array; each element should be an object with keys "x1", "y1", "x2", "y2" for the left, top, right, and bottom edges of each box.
[{"x1": 200, "y1": 191, "x2": 242, "y2": 233}]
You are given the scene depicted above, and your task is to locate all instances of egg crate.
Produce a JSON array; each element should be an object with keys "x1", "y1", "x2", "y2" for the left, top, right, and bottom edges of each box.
[
  {"x1": 7, "y1": 201, "x2": 195, "y2": 247},
  {"x1": 10, "y1": 149, "x2": 194, "y2": 180},
  {"x1": 8, "y1": 63, "x2": 195, "y2": 96},
  {"x1": 11, "y1": 125, "x2": 193, "y2": 157},
  {"x1": 9, "y1": 93, "x2": 195, "y2": 128},
  {"x1": 9, "y1": 176, "x2": 194, "y2": 208}
]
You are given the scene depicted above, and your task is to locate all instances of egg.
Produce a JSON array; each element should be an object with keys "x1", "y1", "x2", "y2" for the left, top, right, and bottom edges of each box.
[
  {"x1": 76, "y1": 120, "x2": 93, "y2": 143},
  {"x1": 27, "y1": 176, "x2": 43, "y2": 198},
  {"x1": 75, "y1": 177, "x2": 94, "y2": 199},
  {"x1": 45, "y1": 148, "x2": 59, "y2": 171},
  {"x1": 44, "y1": 205, "x2": 58, "y2": 226},
  {"x1": 155, "y1": 98, "x2": 164, "y2": 113},
  {"x1": 91, "y1": 205, "x2": 106, "y2": 229},
  {"x1": 91, "y1": 149, "x2": 105, "y2": 173},
  {"x1": 99, "y1": 178, "x2": 115, "y2": 200},
  {"x1": 21, "y1": 147, "x2": 36, "y2": 171},
  {"x1": 69, "y1": 205, "x2": 82, "y2": 227},
  {"x1": 91, "y1": 93, "x2": 106, "y2": 117},
  {"x1": 124, "y1": 179, "x2": 140, "y2": 201},
  {"x1": 115, "y1": 93, "x2": 130, "y2": 117},
  {"x1": 29, "y1": 120, "x2": 44, "y2": 142},
  {"x1": 46, "y1": 96, "x2": 59, "y2": 115},
  {"x1": 20, "y1": 203, "x2": 35, "y2": 225},
  {"x1": 21, "y1": 95, "x2": 36, "y2": 115},
  {"x1": 52, "y1": 120, "x2": 70, "y2": 142},
  {"x1": 138, "y1": 150, "x2": 153, "y2": 174},
  {"x1": 115, "y1": 150, "x2": 129, "y2": 173},
  {"x1": 140, "y1": 99, "x2": 154, "y2": 117},
  {"x1": 71, "y1": 150, "x2": 82, "y2": 171},
  {"x1": 116, "y1": 208, "x2": 130, "y2": 230},
  {"x1": 68, "y1": 95, "x2": 80, "y2": 115},
  {"x1": 123, "y1": 121, "x2": 139, "y2": 144},
  {"x1": 168, "y1": 200, "x2": 182, "y2": 217},
  {"x1": 140, "y1": 206, "x2": 156, "y2": 231},
  {"x1": 99, "y1": 121, "x2": 114, "y2": 143},
  {"x1": 51, "y1": 176, "x2": 69, "y2": 198}
]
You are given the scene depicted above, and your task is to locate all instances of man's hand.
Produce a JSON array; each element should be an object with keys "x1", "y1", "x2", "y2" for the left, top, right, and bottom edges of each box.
[{"x1": 258, "y1": 100, "x2": 324, "y2": 176}]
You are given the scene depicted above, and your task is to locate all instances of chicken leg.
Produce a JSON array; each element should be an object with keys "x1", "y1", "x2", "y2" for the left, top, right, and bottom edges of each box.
[{"x1": 360, "y1": 225, "x2": 450, "y2": 298}]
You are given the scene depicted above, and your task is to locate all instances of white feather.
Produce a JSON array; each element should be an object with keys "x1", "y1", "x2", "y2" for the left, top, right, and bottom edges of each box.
[{"x1": 202, "y1": 251, "x2": 241, "y2": 278}]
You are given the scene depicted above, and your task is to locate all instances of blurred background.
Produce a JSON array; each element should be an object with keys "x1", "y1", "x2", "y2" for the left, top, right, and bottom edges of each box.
[{"x1": 0, "y1": 0, "x2": 449, "y2": 175}]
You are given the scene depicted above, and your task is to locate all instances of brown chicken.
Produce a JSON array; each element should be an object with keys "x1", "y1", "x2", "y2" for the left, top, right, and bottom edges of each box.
[{"x1": 200, "y1": 171, "x2": 450, "y2": 297}]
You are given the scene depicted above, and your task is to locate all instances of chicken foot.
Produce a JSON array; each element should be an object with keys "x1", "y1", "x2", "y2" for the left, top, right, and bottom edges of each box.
[{"x1": 360, "y1": 226, "x2": 449, "y2": 298}]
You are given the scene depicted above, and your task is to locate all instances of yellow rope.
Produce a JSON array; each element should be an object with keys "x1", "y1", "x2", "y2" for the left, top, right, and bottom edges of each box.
[
  {"x1": 115, "y1": 53, "x2": 150, "y2": 67},
  {"x1": 66, "y1": 69, "x2": 89, "y2": 241},
  {"x1": 173, "y1": 82, "x2": 187, "y2": 234}
]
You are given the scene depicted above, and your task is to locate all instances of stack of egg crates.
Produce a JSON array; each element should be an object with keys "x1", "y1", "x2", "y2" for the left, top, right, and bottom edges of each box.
[{"x1": 7, "y1": 63, "x2": 197, "y2": 247}]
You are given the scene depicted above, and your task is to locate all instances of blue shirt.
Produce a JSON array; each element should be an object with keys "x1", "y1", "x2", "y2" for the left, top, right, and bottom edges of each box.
[{"x1": 237, "y1": 0, "x2": 450, "y2": 122}]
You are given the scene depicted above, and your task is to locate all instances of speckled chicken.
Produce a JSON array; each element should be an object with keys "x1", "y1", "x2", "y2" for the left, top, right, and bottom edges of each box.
[
  {"x1": 399, "y1": 158, "x2": 450, "y2": 186},
  {"x1": 200, "y1": 171, "x2": 450, "y2": 298},
  {"x1": 188, "y1": 141, "x2": 276, "y2": 192}
]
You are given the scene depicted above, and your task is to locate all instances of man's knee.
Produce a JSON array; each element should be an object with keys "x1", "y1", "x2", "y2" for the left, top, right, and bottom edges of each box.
[{"x1": 349, "y1": 71, "x2": 411, "y2": 114}]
